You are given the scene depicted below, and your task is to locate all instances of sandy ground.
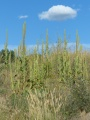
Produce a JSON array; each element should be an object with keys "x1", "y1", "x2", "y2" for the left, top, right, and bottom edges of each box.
[{"x1": 72, "y1": 110, "x2": 90, "y2": 120}]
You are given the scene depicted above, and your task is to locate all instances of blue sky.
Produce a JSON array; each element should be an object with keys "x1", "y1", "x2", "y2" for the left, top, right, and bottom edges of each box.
[{"x1": 0, "y1": 0, "x2": 90, "y2": 52}]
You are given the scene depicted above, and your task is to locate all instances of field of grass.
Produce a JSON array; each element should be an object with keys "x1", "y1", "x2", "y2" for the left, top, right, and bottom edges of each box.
[{"x1": 0, "y1": 22, "x2": 90, "y2": 120}]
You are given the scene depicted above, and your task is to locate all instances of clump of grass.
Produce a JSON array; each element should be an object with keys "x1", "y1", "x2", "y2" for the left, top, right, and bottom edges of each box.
[{"x1": 27, "y1": 88, "x2": 62, "y2": 120}]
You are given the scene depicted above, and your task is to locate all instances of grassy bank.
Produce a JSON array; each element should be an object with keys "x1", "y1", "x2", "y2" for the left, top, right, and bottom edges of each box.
[{"x1": 0, "y1": 22, "x2": 90, "y2": 120}]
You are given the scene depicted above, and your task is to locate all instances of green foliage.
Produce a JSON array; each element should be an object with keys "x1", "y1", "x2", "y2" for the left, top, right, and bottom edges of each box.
[
  {"x1": 0, "y1": 49, "x2": 15, "y2": 63},
  {"x1": 60, "y1": 78, "x2": 90, "y2": 120}
]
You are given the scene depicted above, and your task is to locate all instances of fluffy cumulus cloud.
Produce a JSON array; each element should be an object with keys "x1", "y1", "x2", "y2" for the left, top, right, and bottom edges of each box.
[
  {"x1": 39, "y1": 5, "x2": 77, "y2": 21},
  {"x1": 19, "y1": 15, "x2": 28, "y2": 19}
]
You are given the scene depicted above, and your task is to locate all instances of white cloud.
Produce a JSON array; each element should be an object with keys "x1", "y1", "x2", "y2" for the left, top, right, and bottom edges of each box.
[
  {"x1": 39, "y1": 5, "x2": 77, "y2": 21},
  {"x1": 0, "y1": 42, "x2": 90, "y2": 54},
  {"x1": 19, "y1": 15, "x2": 28, "y2": 19}
]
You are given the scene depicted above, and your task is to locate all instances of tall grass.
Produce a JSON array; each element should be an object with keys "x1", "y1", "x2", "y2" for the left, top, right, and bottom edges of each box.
[{"x1": 0, "y1": 22, "x2": 90, "y2": 119}]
